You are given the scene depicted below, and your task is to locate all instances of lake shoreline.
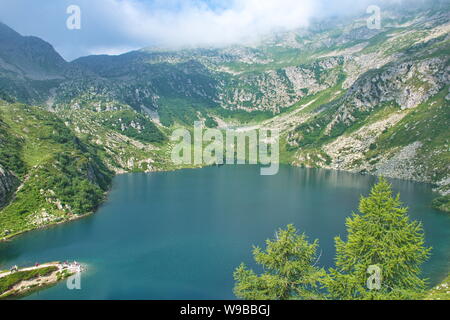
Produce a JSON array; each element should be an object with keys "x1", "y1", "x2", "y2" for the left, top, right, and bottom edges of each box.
[
  {"x1": 0, "y1": 164, "x2": 207, "y2": 242},
  {"x1": 1, "y1": 165, "x2": 448, "y2": 300},
  {"x1": 0, "y1": 201, "x2": 101, "y2": 243},
  {"x1": 2, "y1": 164, "x2": 447, "y2": 243},
  {"x1": 0, "y1": 164, "x2": 450, "y2": 243}
]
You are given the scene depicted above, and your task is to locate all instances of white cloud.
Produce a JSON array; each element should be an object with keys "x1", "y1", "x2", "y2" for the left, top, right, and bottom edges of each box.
[
  {"x1": 88, "y1": 46, "x2": 141, "y2": 56},
  {"x1": 96, "y1": 0, "x2": 317, "y2": 49},
  {"x1": 0, "y1": 0, "x2": 441, "y2": 60}
]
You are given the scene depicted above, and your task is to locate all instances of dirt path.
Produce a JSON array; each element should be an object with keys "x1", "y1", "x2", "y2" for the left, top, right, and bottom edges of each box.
[
  {"x1": 0, "y1": 262, "x2": 61, "y2": 279},
  {"x1": 0, "y1": 261, "x2": 84, "y2": 299}
]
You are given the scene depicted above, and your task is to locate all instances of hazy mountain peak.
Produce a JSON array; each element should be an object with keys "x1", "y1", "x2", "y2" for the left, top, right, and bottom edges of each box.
[{"x1": 0, "y1": 22, "x2": 68, "y2": 81}]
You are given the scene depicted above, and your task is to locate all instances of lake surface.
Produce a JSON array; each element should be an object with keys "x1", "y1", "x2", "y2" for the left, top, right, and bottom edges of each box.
[{"x1": 0, "y1": 165, "x2": 449, "y2": 300}]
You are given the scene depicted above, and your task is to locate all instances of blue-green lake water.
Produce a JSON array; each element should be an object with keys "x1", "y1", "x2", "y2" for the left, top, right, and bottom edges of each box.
[{"x1": 0, "y1": 165, "x2": 449, "y2": 299}]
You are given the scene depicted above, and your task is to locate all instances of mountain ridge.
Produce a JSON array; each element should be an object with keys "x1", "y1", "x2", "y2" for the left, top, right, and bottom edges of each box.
[{"x1": 0, "y1": 3, "x2": 449, "y2": 239}]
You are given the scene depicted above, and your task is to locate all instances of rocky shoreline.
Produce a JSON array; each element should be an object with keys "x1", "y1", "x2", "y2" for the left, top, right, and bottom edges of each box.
[{"x1": 0, "y1": 261, "x2": 84, "y2": 299}]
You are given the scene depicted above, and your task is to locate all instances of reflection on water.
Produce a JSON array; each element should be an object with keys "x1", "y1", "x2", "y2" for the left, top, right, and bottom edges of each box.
[{"x1": 0, "y1": 165, "x2": 449, "y2": 300}]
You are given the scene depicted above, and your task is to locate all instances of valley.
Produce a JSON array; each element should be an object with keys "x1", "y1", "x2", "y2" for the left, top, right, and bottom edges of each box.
[{"x1": 0, "y1": 2, "x2": 449, "y2": 299}]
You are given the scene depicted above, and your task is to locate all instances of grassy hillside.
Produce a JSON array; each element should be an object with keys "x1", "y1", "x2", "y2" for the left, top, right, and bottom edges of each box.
[{"x1": 0, "y1": 101, "x2": 113, "y2": 239}]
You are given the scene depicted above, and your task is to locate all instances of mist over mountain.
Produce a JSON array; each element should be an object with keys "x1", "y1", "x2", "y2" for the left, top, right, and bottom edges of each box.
[{"x1": 0, "y1": 0, "x2": 448, "y2": 60}]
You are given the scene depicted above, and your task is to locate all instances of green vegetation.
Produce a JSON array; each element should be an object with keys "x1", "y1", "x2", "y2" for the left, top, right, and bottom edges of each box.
[
  {"x1": 216, "y1": 108, "x2": 275, "y2": 124},
  {"x1": 0, "y1": 266, "x2": 58, "y2": 295},
  {"x1": 234, "y1": 179, "x2": 431, "y2": 300},
  {"x1": 56, "y1": 106, "x2": 178, "y2": 172},
  {"x1": 362, "y1": 29, "x2": 428, "y2": 56},
  {"x1": 292, "y1": 99, "x2": 402, "y2": 150},
  {"x1": 432, "y1": 195, "x2": 450, "y2": 213},
  {"x1": 278, "y1": 135, "x2": 297, "y2": 164},
  {"x1": 0, "y1": 7, "x2": 448, "y2": 299},
  {"x1": 0, "y1": 102, "x2": 113, "y2": 238},
  {"x1": 204, "y1": 116, "x2": 218, "y2": 128},
  {"x1": 156, "y1": 97, "x2": 213, "y2": 127},
  {"x1": 0, "y1": 117, "x2": 26, "y2": 177},
  {"x1": 234, "y1": 225, "x2": 325, "y2": 300},
  {"x1": 56, "y1": 269, "x2": 73, "y2": 281},
  {"x1": 366, "y1": 86, "x2": 450, "y2": 187},
  {"x1": 157, "y1": 96, "x2": 275, "y2": 127},
  {"x1": 325, "y1": 178, "x2": 430, "y2": 300},
  {"x1": 100, "y1": 109, "x2": 166, "y2": 144},
  {"x1": 425, "y1": 274, "x2": 450, "y2": 300}
]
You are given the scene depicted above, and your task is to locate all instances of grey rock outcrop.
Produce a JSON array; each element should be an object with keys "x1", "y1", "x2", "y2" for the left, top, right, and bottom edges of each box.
[{"x1": 0, "y1": 165, "x2": 19, "y2": 208}]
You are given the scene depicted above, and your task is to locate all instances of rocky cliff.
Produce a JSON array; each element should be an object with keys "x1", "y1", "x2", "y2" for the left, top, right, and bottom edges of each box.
[{"x1": 0, "y1": 164, "x2": 18, "y2": 208}]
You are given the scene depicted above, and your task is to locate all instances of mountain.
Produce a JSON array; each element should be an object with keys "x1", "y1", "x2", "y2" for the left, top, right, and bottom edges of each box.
[
  {"x1": 0, "y1": 1, "x2": 449, "y2": 238},
  {"x1": 0, "y1": 22, "x2": 69, "y2": 104},
  {"x1": 0, "y1": 22, "x2": 68, "y2": 79}
]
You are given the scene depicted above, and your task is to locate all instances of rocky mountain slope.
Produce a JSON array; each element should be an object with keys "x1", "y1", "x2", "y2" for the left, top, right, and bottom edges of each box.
[
  {"x1": 0, "y1": 22, "x2": 80, "y2": 104},
  {"x1": 0, "y1": 164, "x2": 18, "y2": 209},
  {"x1": 287, "y1": 11, "x2": 450, "y2": 196}
]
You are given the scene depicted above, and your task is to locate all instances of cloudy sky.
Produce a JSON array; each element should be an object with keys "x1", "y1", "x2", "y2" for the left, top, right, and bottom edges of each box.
[{"x1": 0, "y1": 0, "x2": 430, "y2": 61}]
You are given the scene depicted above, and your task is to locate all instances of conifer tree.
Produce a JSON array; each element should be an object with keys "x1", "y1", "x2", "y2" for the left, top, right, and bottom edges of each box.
[
  {"x1": 324, "y1": 178, "x2": 431, "y2": 300},
  {"x1": 233, "y1": 224, "x2": 326, "y2": 300}
]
